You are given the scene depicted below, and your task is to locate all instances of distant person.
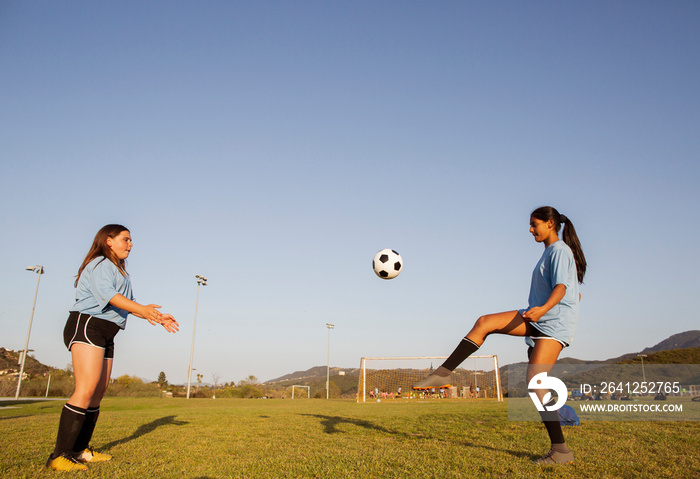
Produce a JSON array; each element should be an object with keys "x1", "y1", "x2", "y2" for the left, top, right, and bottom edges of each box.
[
  {"x1": 46, "y1": 225, "x2": 179, "y2": 471},
  {"x1": 413, "y1": 207, "x2": 586, "y2": 465},
  {"x1": 475, "y1": 386, "x2": 480, "y2": 398}
]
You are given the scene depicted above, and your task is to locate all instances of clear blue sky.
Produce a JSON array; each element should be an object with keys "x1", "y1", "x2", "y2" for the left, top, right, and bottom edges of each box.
[{"x1": 1, "y1": 1, "x2": 699, "y2": 385}]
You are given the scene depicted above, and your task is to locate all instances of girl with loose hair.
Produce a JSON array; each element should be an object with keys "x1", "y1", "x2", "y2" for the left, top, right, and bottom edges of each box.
[
  {"x1": 74, "y1": 224, "x2": 130, "y2": 285},
  {"x1": 47, "y1": 225, "x2": 179, "y2": 472},
  {"x1": 413, "y1": 206, "x2": 587, "y2": 465}
]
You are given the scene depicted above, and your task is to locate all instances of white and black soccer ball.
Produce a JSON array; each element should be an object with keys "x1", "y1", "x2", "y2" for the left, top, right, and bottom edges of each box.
[{"x1": 372, "y1": 249, "x2": 403, "y2": 280}]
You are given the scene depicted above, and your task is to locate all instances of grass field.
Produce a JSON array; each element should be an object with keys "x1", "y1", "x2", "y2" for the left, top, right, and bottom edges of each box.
[{"x1": 1, "y1": 397, "x2": 698, "y2": 478}]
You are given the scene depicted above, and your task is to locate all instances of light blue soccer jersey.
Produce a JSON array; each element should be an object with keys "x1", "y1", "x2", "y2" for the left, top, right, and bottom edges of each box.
[
  {"x1": 521, "y1": 240, "x2": 579, "y2": 346},
  {"x1": 72, "y1": 256, "x2": 134, "y2": 328}
]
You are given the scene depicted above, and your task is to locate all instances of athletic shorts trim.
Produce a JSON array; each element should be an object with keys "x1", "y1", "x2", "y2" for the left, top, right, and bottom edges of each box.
[
  {"x1": 63, "y1": 312, "x2": 120, "y2": 359},
  {"x1": 523, "y1": 322, "x2": 569, "y2": 347},
  {"x1": 529, "y1": 335, "x2": 568, "y2": 347}
]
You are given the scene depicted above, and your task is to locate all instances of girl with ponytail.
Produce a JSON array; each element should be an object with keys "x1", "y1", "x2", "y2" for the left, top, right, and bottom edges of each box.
[{"x1": 412, "y1": 206, "x2": 587, "y2": 465}]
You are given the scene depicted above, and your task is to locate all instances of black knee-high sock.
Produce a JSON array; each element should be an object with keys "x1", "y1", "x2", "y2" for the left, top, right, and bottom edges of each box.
[
  {"x1": 440, "y1": 337, "x2": 480, "y2": 372},
  {"x1": 540, "y1": 415, "x2": 566, "y2": 445},
  {"x1": 72, "y1": 407, "x2": 100, "y2": 453},
  {"x1": 539, "y1": 399, "x2": 566, "y2": 446},
  {"x1": 52, "y1": 404, "x2": 87, "y2": 459}
]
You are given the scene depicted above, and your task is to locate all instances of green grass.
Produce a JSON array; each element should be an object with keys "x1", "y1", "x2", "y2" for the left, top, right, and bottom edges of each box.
[{"x1": 1, "y1": 398, "x2": 698, "y2": 478}]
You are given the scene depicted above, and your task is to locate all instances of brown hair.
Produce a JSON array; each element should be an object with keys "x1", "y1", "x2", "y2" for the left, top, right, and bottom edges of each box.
[
  {"x1": 531, "y1": 206, "x2": 587, "y2": 283},
  {"x1": 75, "y1": 224, "x2": 130, "y2": 287}
]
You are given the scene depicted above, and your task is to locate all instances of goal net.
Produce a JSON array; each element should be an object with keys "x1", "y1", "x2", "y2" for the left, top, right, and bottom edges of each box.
[
  {"x1": 357, "y1": 356, "x2": 502, "y2": 403},
  {"x1": 291, "y1": 385, "x2": 310, "y2": 399},
  {"x1": 690, "y1": 385, "x2": 700, "y2": 398}
]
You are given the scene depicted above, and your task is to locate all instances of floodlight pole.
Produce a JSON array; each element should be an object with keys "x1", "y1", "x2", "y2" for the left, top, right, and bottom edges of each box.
[
  {"x1": 16, "y1": 266, "x2": 44, "y2": 400},
  {"x1": 326, "y1": 323, "x2": 335, "y2": 399},
  {"x1": 637, "y1": 354, "x2": 647, "y2": 383},
  {"x1": 187, "y1": 275, "x2": 207, "y2": 399}
]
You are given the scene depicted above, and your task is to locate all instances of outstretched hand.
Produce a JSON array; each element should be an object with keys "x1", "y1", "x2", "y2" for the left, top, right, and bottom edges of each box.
[
  {"x1": 158, "y1": 314, "x2": 179, "y2": 333},
  {"x1": 108, "y1": 295, "x2": 179, "y2": 332},
  {"x1": 141, "y1": 304, "x2": 179, "y2": 332},
  {"x1": 141, "y1": 304, "x2": 165, "y2": 326}
]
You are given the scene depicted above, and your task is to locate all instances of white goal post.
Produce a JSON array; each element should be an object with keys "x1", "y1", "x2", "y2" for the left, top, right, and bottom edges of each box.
[
  {"x1": 357, "y1": 356, "x2": 502, "y2": 403},
  {"x1": 291, "y1": 385, "x2": 310, "y2": 399}
]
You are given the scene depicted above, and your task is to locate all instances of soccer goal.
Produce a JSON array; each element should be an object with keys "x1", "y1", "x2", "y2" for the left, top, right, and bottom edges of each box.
[
  {"x1": 357, "y1": 356, "x2": 502, "y2": 403},
  {"x1": 291, "y1": 385, "x2": 310, "y2": 399}
]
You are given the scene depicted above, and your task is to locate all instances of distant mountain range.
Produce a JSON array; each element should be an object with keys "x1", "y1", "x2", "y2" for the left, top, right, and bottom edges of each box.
[
  {"x1": 639, "y1": 330, "x2": 700, "y2": 355},
  {"x1": 266, "y1": 365, "x2": 360, "y2": 385},
  {"x1": 552, "y1": 330, "x2": 700, "y2": 366},
  {"x1": 265, "y1": 330, "x2": 700, "y2": 384}
]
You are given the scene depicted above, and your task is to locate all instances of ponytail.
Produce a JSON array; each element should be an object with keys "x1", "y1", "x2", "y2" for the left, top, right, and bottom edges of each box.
[
  {"x1": 560, "y1": 216, "x2": 586, "y2": 283},
  {"x1": 531, "y1": 207, "x2": 587, "y2": 283}
]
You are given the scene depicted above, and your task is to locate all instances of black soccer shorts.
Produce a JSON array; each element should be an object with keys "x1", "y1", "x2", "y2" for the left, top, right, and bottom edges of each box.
[{"x1": 63, "y1": 312, "x2": 121, "y2": 359}]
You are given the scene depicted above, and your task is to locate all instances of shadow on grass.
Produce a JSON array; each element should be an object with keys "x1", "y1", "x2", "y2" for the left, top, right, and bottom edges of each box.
[
  {"x1": 0, "y1": 398, "x2": 66, "y2": 407},
  {"x1": 0, "y1": 415, "x2": 32, "y2": 421},
  {"x1": 302, "y1": 414, "x2": 529, "y2": 460},
  {"x1": 302, "y1": 414, "x2": 419, "y2": 438},
  {"x1": 101, "y1": 415, "x2": 189, "y2": 451}
]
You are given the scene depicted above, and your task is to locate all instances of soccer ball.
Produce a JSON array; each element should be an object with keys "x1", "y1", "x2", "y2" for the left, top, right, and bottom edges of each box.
[{"x1": 372, "y1": 249, "x2": 403, "y2": 279}]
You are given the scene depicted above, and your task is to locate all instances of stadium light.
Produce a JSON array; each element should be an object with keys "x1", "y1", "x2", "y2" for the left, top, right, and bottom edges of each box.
[
  {"x1": 326, "y1": 323, "x2": 335, "y2": 399},
  {"x1": 15, "y1": 265, "x2": 44, "y2": 400},
  {"x1": 187, "y1": 275, "x2": 207, "y2": 399},
  {"x1": 637, "y1": 354, "x2": 648, "y2": 384}
]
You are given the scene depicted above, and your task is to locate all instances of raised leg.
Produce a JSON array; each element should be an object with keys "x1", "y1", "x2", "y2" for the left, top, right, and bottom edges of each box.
[{"x1": 414, "y1": 310, "x2": 532, "y2": 389}]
